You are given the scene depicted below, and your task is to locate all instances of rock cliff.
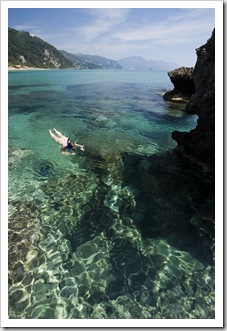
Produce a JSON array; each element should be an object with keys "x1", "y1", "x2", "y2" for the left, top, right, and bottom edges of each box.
[
  {"x1": 172, "y1": 29, "x2": 215, "y2": 182},
  {"x1": 163, "y1": 66, "x2": 195, "y2": 102}
]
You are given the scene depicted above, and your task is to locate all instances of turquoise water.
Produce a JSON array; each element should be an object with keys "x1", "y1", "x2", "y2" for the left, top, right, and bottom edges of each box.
[{"x1": 8, "y1": 69, "x2": 214, "y2": 319}]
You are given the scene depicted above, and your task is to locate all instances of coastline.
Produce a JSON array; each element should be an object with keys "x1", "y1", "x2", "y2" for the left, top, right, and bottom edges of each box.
[{"x1": 8, "y1": 66, "x2": 51, "y2": 71}]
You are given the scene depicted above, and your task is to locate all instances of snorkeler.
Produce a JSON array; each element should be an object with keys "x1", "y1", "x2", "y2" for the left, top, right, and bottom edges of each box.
[{"x1": 48, "y1": 128, "x2": 84, "y2": 155}]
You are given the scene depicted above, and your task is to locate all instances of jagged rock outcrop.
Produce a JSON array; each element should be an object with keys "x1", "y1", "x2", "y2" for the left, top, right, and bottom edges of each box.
[
  {"x1": 172, "y1": 29, "x2": 215, "y2": 183},
  {"x1": 163, "y1": 66, "x2": 195, "y2": 102}
]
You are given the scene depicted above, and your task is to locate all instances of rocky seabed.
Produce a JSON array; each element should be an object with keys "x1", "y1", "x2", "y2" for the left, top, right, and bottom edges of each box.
[{"x1": 8, "y1": 145, "x2": 215, "y2": 319}]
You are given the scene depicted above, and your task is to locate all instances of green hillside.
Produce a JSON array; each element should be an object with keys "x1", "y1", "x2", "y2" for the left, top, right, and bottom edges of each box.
[
  {"x1": 8, "y1": 28, "x2": 75, "y2": 69},
  {"x1": 60, "y1": 51, "x2": 122, "y2": 70},
  {"x1": 60, "y1": 50, "x2": 101, "y2": 69},
  {"x1": 76, "y1": 53, "x2": 122, "y2": 69}
]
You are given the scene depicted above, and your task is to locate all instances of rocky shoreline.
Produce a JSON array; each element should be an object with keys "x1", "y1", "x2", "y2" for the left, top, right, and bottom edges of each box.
[
  {"x1": 163, "y1": 66, "x2": 195, "y2": 103},
  {"x1": 8, "y1": 66, "x2": 51, "y2": 71},
  {"x1": 166, "y1": 30, "x2": 215, "y2": 183}
]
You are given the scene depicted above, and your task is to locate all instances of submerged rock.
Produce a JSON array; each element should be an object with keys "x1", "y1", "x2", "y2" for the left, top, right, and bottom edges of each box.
[
  {"x1": 172, "y1": 29, "x2": 215, "y2": 182},
  {"x1": 163, "y1": 66, "x2": 195, "y2": 102},
  {"x1": 121, "y1": 151, "x2": 214, "y2": 263}
]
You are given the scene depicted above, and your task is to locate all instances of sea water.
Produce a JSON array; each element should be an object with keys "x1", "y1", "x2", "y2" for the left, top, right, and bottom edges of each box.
[{"x1": 8, "y1": 69, "x2": 214, "y2": 319}]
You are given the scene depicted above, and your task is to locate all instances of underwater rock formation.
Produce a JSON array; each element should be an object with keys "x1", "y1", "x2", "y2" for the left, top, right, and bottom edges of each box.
[
  {"x1": 121, "y1": 151, "x2": 214, "y2": 261},
  {"x1": 163, "y1": 66, "x2": 195, "y2": 102},
  {"x1": 172, "y1": 29, "x2": 215, "y2": 182}
]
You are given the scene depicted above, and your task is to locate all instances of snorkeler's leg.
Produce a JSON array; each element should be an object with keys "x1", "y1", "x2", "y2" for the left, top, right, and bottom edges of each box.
[
  {"x1": 53, "y1": 128, "x2": 66, "y2": 139},
  {"x1": 48, "y1": 130, "x2": 61, "y2": 144}
]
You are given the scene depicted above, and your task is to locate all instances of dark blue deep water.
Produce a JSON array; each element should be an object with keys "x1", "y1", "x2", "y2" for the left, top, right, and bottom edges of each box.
[{"x1": 8, "y1": 69, "x2": 214, "y2": 319}]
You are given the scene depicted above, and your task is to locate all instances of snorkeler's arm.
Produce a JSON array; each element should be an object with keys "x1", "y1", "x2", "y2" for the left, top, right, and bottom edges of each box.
[
  {"x1": 61, "y1": 146, "x2": 66, "y2": 151},
  {"x1": 60, "y1": 146, "x2": 71, "y2": 155},
  {"x1": 61, "y1": 151, "x2": 72, "y2": 155},
  {"x1": 61, "y1": 146, "x2": 76, "y2": 156},
  {"x1": 74, "y1": 143, "x2": 85, "y2": 151}
]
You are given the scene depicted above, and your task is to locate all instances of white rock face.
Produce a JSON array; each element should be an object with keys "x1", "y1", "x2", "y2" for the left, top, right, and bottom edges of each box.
[
  {"x1": 44, "y1": 49, "x2": 50, "y2": 56},
  {"x1": 19, "y1": 55, "x2": 26, "y2": 63},
  {"x1": 43, "y1": 49, "x2": 61, "y2": 67}
]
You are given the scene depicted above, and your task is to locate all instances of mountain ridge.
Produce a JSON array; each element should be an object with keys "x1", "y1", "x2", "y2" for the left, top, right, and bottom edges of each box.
[
  {"x1": 60, "y1": 51, "x2": 122, "y2": 69},
  {"x1": 8, "y1": 27, "x2": 179, "y2": 70},
  {"x1": 117, "y1": 56, "x2": 179, "y2": 70},
  {"x1": 76, "y1": 53, "x2": 122, "y2": 69}
]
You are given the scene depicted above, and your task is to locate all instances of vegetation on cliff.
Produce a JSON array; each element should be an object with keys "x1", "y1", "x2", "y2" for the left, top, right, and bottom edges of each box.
[
  {"x1": 59, "y1": 50, "x2": 101, "y2": 69},
  {"x1": 8, "y1": 28, "x2": 75, "y2": 69},
  {"x1": 8, "y1": 27, "x2": 122, "y2": 70},
  {"x1": 60, "y1": 51, "x2": 122, "y2": 70}
]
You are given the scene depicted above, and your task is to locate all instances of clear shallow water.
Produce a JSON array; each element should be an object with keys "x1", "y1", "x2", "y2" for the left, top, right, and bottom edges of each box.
[{"x1": 8, "y1": 69, "x2": 214, "y2": 319}]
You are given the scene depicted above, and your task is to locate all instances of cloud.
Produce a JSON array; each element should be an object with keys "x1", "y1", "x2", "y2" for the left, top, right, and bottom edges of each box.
[
  {"x1": 168, "y1": 8, "x2": 211, "y2": 21},
  {"x1": 11, "y1": 24, "x2": 40, "y2": 32},
  {"x1": 9, "y1": 8, "x2": 214, "y2": 66},
  {"x1": 81, "y1": 8, "x2": 130, "y2": 22},
  {"x1": 75, "y1": 8, "x2": 130, "y2": 41},
  {"x1": 112, "y1": 12, "x2": 213, "y2": 46},
  {"x1": 59, "y1": 8, "x2": 213, "y2": 62}
]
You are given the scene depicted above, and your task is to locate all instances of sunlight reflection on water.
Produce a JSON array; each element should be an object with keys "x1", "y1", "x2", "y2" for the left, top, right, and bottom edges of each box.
[{"x1": 8, "y1": 70, "x2": 214, "y2": 319}]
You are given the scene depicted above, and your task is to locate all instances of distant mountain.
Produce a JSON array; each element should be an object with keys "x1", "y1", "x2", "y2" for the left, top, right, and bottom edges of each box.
[
  {"x1": 8, "y1": 28, "x2": 74, "y2": 69},
  {"x1": 117, "y1": 56, "x2": 179, "y2": 70},
  {"x1": 8, "y1": 27, "x2": 178, "y2": 71},
  {"x1": 59, "y1": 50, "x2": 101, "y2": 69},
  {"x1": 61, "y1": 51, "x2": 122, "y2": 69},
  {"x1": 76, "y1": 53, "x2": 122, "y2": 69}
]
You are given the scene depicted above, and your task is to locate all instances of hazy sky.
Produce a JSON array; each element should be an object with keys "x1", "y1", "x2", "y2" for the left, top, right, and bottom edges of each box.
[{"x1": 8, "y1": 7, "x2": 214, "y2": 67}]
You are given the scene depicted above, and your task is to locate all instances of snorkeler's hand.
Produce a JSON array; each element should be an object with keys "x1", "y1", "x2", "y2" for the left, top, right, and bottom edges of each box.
[{"x1": 80, "y1": 145, "x2": 85, "y2": 151}]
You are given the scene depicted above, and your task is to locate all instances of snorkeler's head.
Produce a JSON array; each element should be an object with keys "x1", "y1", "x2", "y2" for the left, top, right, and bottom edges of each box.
[
  {"x1": 69, "y1": 141, "x2": 76, "y2": 148},
  {"x1": 67, "y1": 139, "x2": 76, "y2": 150}
]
